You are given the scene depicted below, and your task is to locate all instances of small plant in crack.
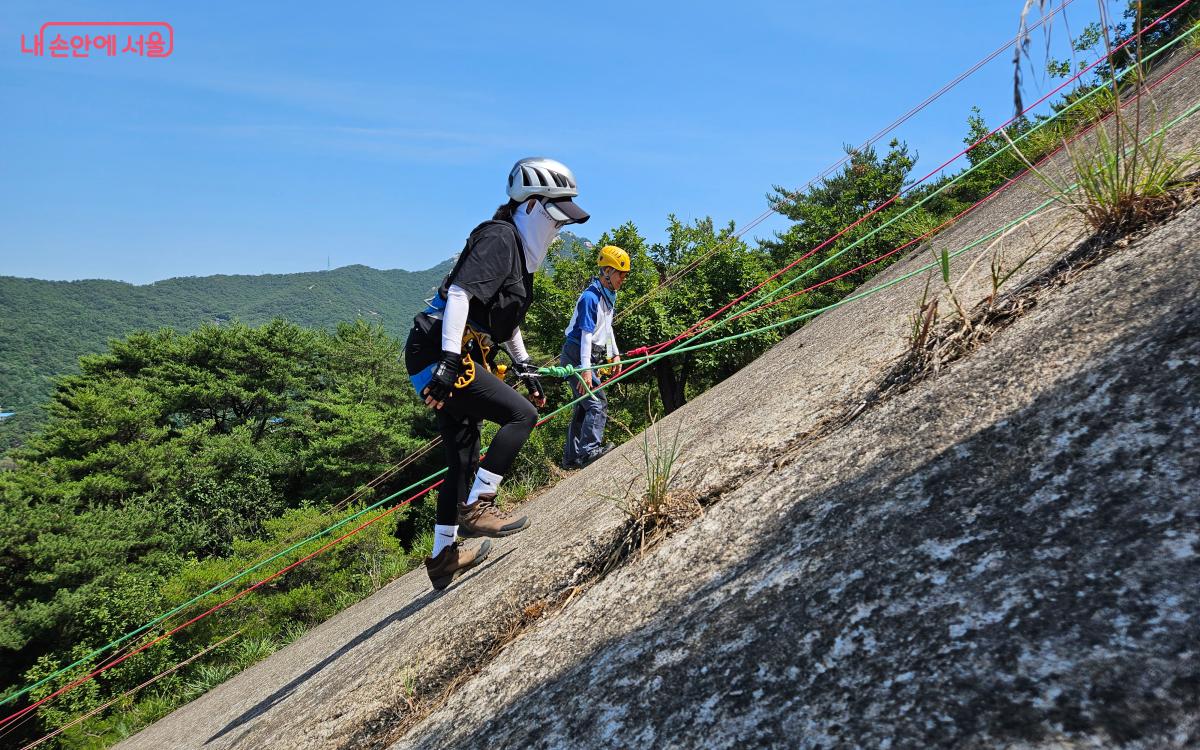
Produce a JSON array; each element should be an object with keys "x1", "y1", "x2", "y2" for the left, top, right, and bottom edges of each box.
[
  {"x1": 1007, "y1": 104, "x2": 1199, "y2": 237},
  {"x1": 601, "y1": 399, "x2": 701, "y2": 576},
  {"x1": 905, "y1": 272, "x2": 940, "y2": 372},
  {"x1": 889, "y1": 214, "x2": 1063, "y2": 391},
  {"x1": 637, "y1": 411, "x2": 684, "y2": 516},
  {"x1": 937, "y1": 246, "x2": 974, "y2": 329},
  {"x1": 397, "y1": 666, "x2": 419, "y2": 712},
  {"x1": 1067, "y1": 111, "x2": 1198, "y2": 233},
  {"x1": 989, "y1": 243, "x2": 1033, "y2": 307}
]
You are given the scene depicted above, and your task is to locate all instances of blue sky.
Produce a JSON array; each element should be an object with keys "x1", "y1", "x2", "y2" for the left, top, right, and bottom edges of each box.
[{"x1": 0, "y1": 1, "x2": 1112, "y2": 284}]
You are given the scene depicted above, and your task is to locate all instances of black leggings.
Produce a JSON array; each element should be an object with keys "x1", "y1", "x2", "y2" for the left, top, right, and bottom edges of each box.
[
  {"x1": 406, "y1": 321, "x2": 537, "y2": 525},
  {"x1": 434, "y1": 368, "x2": 537, "y2": 524}
]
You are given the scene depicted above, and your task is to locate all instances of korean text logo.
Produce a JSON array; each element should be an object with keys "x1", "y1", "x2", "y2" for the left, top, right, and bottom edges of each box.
[{"x1": 21, "y1": 22, "x2": 173, "y2": 58}]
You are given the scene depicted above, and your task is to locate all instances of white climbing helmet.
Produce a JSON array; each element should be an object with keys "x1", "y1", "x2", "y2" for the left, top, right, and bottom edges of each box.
[{"x1": 506, "y1": 157, "x2": 589, "y2": 224}]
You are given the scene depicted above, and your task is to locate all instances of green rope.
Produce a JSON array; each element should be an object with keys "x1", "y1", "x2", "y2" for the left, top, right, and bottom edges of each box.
[
  {"x1": 575, "y1": 371, "x2": 597, "y2": 399},
  {"x1": 1, "y1": 466, "x2": 445, "y2": 707},
  {"x1": 542, "y1": 94, "x2": 1200, "y2": 379},
  {"x1": 548, "y1": 21, "x2": 1200, "y2": 384},
  {"x1": 11, "y1": 42, "x2": 1199, "y2": 711},
  {"x1": 671, "y1": 21, "x2": 1200, "y2": 348}
]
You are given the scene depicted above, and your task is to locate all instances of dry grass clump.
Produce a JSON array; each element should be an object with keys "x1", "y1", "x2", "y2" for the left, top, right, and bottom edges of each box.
[
  {"x1": 1011, "y1": 3, "x2": 1199, "y2": 238},
  {"x1": 601, "y1": 414, "x2": 701, "y2": 577},
  {"x1": 886, "y1": 169, "x2": 1199, "y2": 396}
]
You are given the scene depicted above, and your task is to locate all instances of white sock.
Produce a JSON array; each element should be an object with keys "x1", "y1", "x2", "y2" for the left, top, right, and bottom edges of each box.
[
  {"x1": 432, "y1": 524, "x2": 457, "y2": 557},
  {"x1": 466, "y1": 467, "x2": 503, "y2": 506}
]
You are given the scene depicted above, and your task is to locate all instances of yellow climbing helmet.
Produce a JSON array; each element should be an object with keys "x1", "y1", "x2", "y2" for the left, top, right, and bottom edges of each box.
[{"x1": 597, "y1": 245, "x2": 631, "y2": 273}]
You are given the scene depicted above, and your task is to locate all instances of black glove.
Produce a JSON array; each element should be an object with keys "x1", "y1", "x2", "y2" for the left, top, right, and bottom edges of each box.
[
  {"x1": 422, "y1": 351, "x2": 461, "y2": 407},
  {"x1": 514, "y1": 360, "x2": 544, "y2": 401}
]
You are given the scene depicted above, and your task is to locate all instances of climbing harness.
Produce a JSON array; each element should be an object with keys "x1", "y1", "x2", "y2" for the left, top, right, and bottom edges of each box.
[
  {"x1": 596, "y1": 356, "x2": 622, "y2": 380},
  {"x1": 454, "y1": 325, "x2": 495, "y2": 389}
]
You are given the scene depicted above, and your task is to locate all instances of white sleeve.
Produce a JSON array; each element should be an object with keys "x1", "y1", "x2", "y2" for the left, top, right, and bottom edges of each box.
[
  {"x1": 503, "y1": 327, "x2": 530, "y2": 363},
  {"x1": 441, "y1": 284, "x2": 470, "y2": 354},
  {"x1": 580, "y1": 330, "x2": 594, "y2": 370}
]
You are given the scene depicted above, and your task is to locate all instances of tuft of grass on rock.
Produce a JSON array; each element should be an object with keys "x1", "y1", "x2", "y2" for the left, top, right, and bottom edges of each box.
[{"x1": 603, "y1": 407, "x2": 701, "y2": 577}]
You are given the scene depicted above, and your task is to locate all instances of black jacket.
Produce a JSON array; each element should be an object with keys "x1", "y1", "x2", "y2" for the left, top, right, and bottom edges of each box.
[{"x1": 436, "y1": 219, "x2": 532, "y2": 343}]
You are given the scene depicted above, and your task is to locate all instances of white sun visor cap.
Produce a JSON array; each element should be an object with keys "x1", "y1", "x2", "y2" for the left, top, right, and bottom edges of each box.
[{"x1": 542, "y1": 197, "x2": 590, "y2": 225}]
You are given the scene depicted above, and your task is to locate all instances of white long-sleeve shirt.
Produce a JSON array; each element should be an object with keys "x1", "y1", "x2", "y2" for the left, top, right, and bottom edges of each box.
[{"x1": 439, "y1": 284, "x2": 471, "y2": 354}]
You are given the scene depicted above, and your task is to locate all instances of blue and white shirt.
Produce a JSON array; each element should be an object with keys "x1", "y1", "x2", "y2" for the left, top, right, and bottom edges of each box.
[{"x1": 564, "y1": 278, "x2": 618, "y2": 370}]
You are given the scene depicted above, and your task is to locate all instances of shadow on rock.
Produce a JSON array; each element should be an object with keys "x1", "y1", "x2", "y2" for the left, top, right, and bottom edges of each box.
[
  {"x1": 405, "y1": 276, "x2": 1200, "y2": 749},
  {"x1": 209, "y1": 587, "x2": 441, "y2": 745}
]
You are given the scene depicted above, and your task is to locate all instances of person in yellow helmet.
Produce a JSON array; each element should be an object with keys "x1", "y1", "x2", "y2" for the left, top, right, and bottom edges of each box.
[{"x1": 559, "y1": 244, "x2": 630, "y2": 469}]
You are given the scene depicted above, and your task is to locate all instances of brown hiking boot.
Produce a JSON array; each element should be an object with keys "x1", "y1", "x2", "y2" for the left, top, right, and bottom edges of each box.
[
  {"x1": 424, "y1": 539, "x2": 491, "y2": 591},
  {"x1": 458, "y1": 494, "x2": 530, "y2": 538}
]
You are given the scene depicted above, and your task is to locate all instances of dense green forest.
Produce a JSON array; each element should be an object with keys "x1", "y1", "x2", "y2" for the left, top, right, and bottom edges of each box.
[
  {"x1": 2, "y1": 5, "x2": 1195, "y2": 746},
  {"x1": 0, "y1": 261, "x2": 455, "y2": 451}
]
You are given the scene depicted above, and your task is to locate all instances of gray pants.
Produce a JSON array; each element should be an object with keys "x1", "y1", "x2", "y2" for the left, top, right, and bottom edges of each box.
[{"x1": 560, "y1": 341, "x2": 608, "y2": 466}]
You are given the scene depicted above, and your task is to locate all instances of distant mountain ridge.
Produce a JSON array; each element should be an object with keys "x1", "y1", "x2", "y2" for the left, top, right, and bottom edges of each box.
[
  {"x1": 0, "y1": 260, "x2": 455, "y2": 448},
  {"x1": 0, "y1": 230, "x2": 596, "y2": 449}
]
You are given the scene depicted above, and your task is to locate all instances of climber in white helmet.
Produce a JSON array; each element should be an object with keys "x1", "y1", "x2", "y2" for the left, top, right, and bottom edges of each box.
[{"x1": 405, "y1": 157, "x2": 590, "y2": 590}]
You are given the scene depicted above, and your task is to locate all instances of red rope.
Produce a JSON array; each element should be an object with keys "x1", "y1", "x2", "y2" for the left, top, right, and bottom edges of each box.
[
  {"x1": 0, "y1": 481, "x2": 441, "y2": 731},
  {"x1": 19, "y1": 631, "x2": 243, "y2": 750},
  {"x1": 4, "y1": 15, "x2": 1085, "y2": 715},
  {"x1": 722, "y1": 47, "x2": 1200, "y2": 327},
  {"x1": 629, "y1": 0, "x2": 1078, "y2": 312},
  {"x1": 642, "y1": 0, "x2": 1192, "y2": 356},
  {"x1": 304, "y1": 0, "x2": 1070, "y2": 557}
]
